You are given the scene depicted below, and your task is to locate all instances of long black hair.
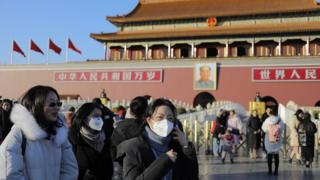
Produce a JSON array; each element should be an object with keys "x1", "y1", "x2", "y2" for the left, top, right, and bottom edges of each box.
[{"x1": 20, "y1": 85, "x2": 61, "y2": 136}]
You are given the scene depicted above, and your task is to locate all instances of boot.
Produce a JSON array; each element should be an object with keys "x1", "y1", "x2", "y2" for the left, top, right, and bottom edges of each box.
[
  {"x1": 306, "y1": 161, "x2": 310, "y2": 168},
  {"x1": 249, "y1": 151, "x2": 253, "y2": 159},
  {"x1": 253, "y1": 149, "x2": 257, "y2": 159}
]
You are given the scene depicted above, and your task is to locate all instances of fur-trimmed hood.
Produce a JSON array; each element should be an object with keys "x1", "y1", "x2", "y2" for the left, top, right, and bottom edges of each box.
[{"x1": 10, "y1": 103, "x2": 68, "y2": 146}]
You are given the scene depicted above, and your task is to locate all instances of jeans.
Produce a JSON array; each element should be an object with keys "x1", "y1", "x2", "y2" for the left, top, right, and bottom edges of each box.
[{"x1": 212, "y1": 137, "x2": 220, "y2": 156}]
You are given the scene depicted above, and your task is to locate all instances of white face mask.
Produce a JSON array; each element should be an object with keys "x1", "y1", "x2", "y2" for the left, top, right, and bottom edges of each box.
[
  {"x1": 88, "y1": 117, "x2": 104, "y2": 131},
  {"x1": 152, "y1": 119, "x2": 174, "y2": 137}
]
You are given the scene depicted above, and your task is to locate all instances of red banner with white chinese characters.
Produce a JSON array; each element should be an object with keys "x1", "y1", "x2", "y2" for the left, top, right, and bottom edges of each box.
[
  {"x1": 54, "y1": 69, "x2": 163, "y2": 82},
  {"x1": 252, "y1": 67, "x2": 320, "y2": 82}
]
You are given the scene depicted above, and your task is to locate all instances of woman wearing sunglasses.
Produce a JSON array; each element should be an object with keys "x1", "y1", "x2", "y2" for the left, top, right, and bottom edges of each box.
[
  {"x1": 68, "y1": 103, "x2": 113, "y2": 180},
  {"x1": 0, "y1": 85, "x2": 78, "y2": 180},
  {"x1": 117, "y1": 98, "x2": 199, "y2": 180}
]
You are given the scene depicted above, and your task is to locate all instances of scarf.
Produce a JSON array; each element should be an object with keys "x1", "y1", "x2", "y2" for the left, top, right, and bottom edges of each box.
[
  {"x1": 144, "y1": 126, "x2": 172, "y2": 180},
  {"x1": 80, "y1": 127, "x2": 106, "y2": 152}
]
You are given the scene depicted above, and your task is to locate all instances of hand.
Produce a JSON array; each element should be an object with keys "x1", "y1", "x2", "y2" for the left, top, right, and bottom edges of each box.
[
  {"x1": 166, "y1": 149, "x2": 177, "y2": 162},
  {"x1": 172, "y1": 127, "x2": 188, "y2": 147}
]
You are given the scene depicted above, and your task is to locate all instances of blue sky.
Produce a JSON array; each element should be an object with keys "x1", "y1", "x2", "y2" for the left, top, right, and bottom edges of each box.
[{"x1": 0, "y1": 0, "x2": 138, "y2": 64}]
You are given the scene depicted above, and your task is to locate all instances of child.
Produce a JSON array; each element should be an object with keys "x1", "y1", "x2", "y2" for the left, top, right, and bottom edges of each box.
[{"x1": 220, "y1": 128, "x2": 235, "y2": 163}]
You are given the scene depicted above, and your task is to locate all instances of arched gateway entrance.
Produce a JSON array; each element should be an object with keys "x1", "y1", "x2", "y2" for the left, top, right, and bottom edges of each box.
[{"x1": 193, "y1": 92, "x2": 216, "y2": 109}]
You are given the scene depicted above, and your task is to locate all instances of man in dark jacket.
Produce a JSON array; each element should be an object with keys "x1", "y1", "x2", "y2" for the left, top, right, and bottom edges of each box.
[{"x1": 111, "y1": 96, "x2": 149, "y2": 180}]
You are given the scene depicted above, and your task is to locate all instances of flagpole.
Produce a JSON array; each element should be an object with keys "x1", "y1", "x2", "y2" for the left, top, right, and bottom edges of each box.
[
  {"x1": 47, "y1": 38, "x2": 49, "y2": 65},
  {"x1": 10, "y1": 40, "x2": 13, "y2": 64},
  {"x1": 65, "y1": 37, "x2": 69, "y2": 63},
  {"x1": 28, "y1": 39, "x2": 31, "y2": 64}
]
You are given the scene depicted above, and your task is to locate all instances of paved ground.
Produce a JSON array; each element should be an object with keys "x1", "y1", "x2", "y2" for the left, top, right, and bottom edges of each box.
[{"x1": 198, "y1": 155, "x2": 320, "y2": 180}]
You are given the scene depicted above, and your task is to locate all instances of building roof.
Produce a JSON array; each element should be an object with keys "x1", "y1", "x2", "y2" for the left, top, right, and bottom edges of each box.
[
  {"x1": 91, "y1": 21, "x2": 320, "y2": 42},
  {"x1": 108, "y1": 0, "x2": 320, "y2": 23}
]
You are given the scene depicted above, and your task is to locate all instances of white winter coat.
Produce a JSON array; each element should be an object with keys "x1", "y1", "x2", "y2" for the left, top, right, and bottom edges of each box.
[
  {"x1": 227, "y1": 115, "x2": 243, "y2": 145},
  {"x1": 0, "y1": 104, "x2": 78, "y2": 180},
  {"x1": 262, "y1": 115, "x2": 285, "y2": 154},
  {"x1": 287, "y1": 115, "x2": 300, "y2": 147}
]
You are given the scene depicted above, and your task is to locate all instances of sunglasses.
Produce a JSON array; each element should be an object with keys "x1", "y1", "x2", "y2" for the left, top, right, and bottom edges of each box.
[{"x1": 48, "y1": 101, "x2": 62, "y2": 108}]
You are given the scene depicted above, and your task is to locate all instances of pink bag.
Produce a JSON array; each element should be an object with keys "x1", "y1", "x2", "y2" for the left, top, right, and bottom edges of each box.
[{"x1": 268, "y1": 120, "x2": 281, "y2": 143}]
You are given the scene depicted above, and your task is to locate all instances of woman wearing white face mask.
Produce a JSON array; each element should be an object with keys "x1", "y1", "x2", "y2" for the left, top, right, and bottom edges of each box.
[
  {"x1": 117, "y1": 98, "x2": 199, "y2": 180},
  {"x1": 69, "y1": 103, "x2": 113, "y2": 180}
]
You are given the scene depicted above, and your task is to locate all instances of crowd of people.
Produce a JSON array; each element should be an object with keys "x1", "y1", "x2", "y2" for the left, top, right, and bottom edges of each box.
[
  {"x1": 0, "y1": 85, "x2": 318, "y2": 179},
  {"x1": 0, "y1": 85, "x2": 199, "y2": 180},
  {"x1": 210, "y1": 106, "x2": 318, "y2": 175}
]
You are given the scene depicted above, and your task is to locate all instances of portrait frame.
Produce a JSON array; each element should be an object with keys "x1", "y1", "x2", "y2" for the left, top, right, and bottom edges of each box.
[{"x1": 193, "y1": 63, "x2": 217, "y2": 90}]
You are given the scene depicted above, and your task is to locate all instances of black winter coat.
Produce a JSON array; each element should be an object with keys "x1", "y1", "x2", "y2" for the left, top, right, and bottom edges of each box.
[
  {"x1": 297, "y1": 121, "x2": 317, "y2": 147},
  {"x1": 70, "y1": 135, "x2": 113, "y2": 180},
  {"x1": 247, "y1": 116, "x2": 261, "y2": 149},
  {"x1": 111, "y1": 118, "x2": 144, "y2": 160},
  {"x1": 117, "y1": 134, "x2": 199, "y2": 180},
  {"x1": 111, "y1": 119, "x2": 144, "y2": 180}
]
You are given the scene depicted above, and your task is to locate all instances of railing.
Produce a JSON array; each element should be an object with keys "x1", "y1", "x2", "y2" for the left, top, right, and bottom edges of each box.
[
  {"x1": 177, "y1": 101, "x2": 248, "y2": 154},
  {"x1": 61, "y1": 97, "x2": 320, "y2": 159},
  {"x1": 178, "y1": 102, "x2": 320, "y2": 159}
]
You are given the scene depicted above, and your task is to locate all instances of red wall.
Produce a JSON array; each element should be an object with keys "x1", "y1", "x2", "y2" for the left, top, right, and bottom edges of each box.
[{"x1": 0, "y1": 66, "x2": 319, "y2": 108}]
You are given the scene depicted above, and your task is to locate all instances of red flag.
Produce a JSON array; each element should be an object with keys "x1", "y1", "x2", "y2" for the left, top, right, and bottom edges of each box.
[
  {"x1": 30, "y1": 40, "x2": 44, "y2": 55},
  {"x1": 49, "y1": 39, "x2": 62, "y2": 55},
  {"x1": 68, "y1": 39, "x2": 81, "y2": 54},
  {"x1": 13, "y1": 41, "x2": 26, "y2": 57}
]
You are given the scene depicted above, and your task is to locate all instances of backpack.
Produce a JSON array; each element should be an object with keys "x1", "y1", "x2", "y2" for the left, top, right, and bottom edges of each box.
[{"x1": 268, "y1": 119, "x2": 281, "y2": 143}]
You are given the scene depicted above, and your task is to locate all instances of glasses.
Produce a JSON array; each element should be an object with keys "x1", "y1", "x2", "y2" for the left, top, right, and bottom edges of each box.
[{"x1": 48, "y1": 101, "x2": 62, "y2": 108}]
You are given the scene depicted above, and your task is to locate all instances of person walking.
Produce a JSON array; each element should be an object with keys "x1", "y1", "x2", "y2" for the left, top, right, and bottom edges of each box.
[
  {"x1": 69, "y1": 102, "x2": 113, "y2": 180},
  {"x1": 212, "y1": 110, "x2": 229, "y2": 157},
  {"x1": 0, "y1": 85, "x2": 78, "y2": 179},
  {"x1": 111, "y1": 96, "x2": 148, "y2": 180},
  {"x1": 262, "y1": 109, "x2": 284, "y2": 175},
  {"x1": 117, "y1": 98, "x2": 199, "y2": 180},
  {"x1": 220, "y1": 128, "x2": 235, "y2": 164},
  {"x1": 247, "y1": 110, "x2": 261, "y2": 159},
  {"x1": 288, "y1": 109, "x2": 303, "y2": 164},
  {"x1": 297, "y1": 112, "x2": 317, "y2": 168},
  {"x1": 227, "y1": 110, "x2": 243, "y2": 153}
]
